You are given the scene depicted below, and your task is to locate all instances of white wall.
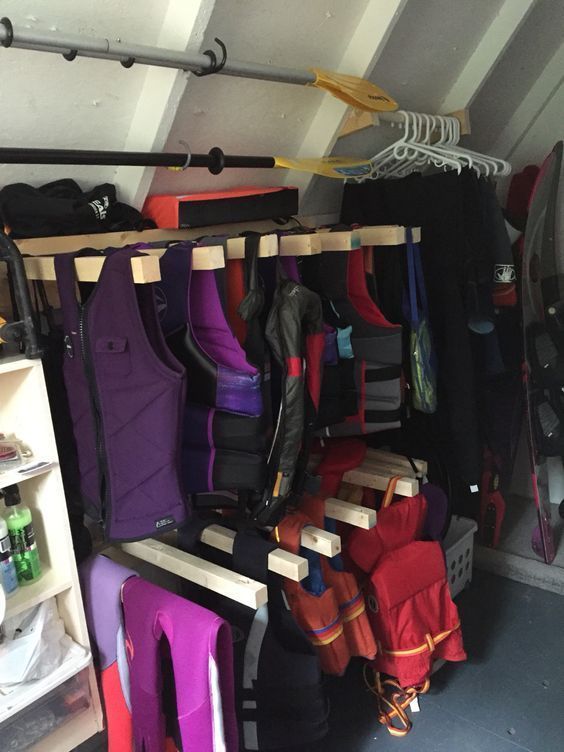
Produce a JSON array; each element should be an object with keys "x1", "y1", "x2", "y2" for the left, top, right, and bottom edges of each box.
[
  {"x1": 0, "y1": 0, "x2": 170, "y2": 188},
  {"x1": 0, "y1": 0, "x2": 561, "y2": 214}
]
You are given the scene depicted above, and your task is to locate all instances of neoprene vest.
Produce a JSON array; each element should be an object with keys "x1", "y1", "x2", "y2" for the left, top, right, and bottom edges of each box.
[
  {"x1": 156, "y1": 241, "x2": 268, "y2": 495},
  {"x1": 301, "y1": 246, "x2": 403, "y2": 435},
  {"x1": 122, "y1": 576, "x2": 239, "y2": 752},
  {"x1": 55, "y1": 248, "x2": 188, "y2": 542},
  {"x1": 178, "y1": 518, "x2": 329, "y2": 750},
  {"x1": 79, "y1": 555, "x2": 136, "y2": 752}
]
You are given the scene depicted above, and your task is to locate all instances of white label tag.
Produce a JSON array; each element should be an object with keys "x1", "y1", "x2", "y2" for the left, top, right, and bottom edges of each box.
[
  {"x1": 470, "y1": 484, "x2": 479, "y2": 493},
  {"x1": 410, "y1": 696, "x2": 420, "y2": 713}
]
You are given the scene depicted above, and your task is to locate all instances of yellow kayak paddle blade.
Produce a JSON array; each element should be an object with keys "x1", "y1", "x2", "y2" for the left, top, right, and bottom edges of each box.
[
  {"x1": 274, "y1": 156, "x2": 372, "y2": 179},
  {"x1": 309, "y1": 68, "x2": 398, "y2": 112}
]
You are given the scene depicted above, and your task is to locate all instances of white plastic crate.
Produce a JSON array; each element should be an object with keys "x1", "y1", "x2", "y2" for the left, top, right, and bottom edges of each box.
[{"x1": 443, "y1": 516, "x2": 478, "y2": 598}]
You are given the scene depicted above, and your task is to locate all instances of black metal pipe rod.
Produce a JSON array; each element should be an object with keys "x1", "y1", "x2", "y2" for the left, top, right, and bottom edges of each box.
[
  {"x1": 0, "y1": 147, "x2": 276, "y2": 171},
  {"x1": 0, "y1": 231, "x2": 42, "y2": 359}
]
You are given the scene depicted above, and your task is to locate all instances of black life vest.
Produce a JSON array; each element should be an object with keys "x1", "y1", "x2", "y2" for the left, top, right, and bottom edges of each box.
[{"x1": 156, "y1": 241, "x2": 268, "y2": 495}]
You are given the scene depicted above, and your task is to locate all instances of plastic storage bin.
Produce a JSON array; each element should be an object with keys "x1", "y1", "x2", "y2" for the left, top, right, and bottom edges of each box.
[
  {"x1": 443, "y1": 516, "x2": 478, "y2": 598},
  {"x1": 1, "y1": 668, "x2": 91, "y2": 752}
]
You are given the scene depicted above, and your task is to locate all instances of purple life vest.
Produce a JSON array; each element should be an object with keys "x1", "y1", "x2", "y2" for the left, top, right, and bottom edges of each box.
[
  {"x1": 55, "y1": 247, "x2": 188, "y2": 541},
  {"x1": 157, "y1": 241, "x2": 267, "y2": 495}
]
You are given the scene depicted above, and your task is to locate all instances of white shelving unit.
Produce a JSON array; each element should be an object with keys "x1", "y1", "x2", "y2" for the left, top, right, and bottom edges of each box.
[{"x1": 0, "y1": 355, "x2": 104, "y2": 750}]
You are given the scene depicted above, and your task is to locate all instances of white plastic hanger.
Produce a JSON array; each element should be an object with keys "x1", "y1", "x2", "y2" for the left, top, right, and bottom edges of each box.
[{"x1": 359, "y1": 110, "x2": 511, "y2": 182}]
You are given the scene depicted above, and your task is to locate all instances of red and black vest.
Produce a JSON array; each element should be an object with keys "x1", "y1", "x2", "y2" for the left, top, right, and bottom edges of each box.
[{"x1": 300, "y1": 246, "x2": 403, "y2": 436}]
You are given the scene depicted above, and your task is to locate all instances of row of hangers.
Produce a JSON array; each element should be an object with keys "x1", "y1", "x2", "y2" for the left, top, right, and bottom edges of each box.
[
  {"x1": 17, "y1": 223, "x2": 426, "y2": 608},
  {"x1": 359, "y1": 111, "x2": 511, "y2": 182}
]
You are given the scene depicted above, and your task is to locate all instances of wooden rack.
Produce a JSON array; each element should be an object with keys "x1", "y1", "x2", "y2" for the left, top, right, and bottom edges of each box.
[
  {"x1": 9, "y1": 230, "x2": 432, "y2": 609},
  {"x1": 16, "y1": 224, "x2": 423, "y2": 285}
]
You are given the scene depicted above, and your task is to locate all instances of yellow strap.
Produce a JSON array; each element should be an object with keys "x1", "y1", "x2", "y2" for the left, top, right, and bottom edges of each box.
[
  {"x1": 382, "y1": 475, "x2": 403, "y2": 508},
  {"x1": 381, "y1": 623, "x2": 460, "y2": 657}
]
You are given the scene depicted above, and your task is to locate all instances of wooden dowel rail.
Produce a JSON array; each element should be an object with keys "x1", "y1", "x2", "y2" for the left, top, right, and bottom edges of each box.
[
  {"x1": 121, "y1": 538, "x2": 268, "y2": 610},
  {"x1": 300, "y1": 526, "x2": 341, "y2": 557},
  {"x1": 324, "y1": 498, "x2": 376, "y2": 529},
  {"x1": 358, "y1": 225, "x2": 421, "y2": 246},
  {"x1": 200, "y1": 524, "x2": 308, "y2": 581}
]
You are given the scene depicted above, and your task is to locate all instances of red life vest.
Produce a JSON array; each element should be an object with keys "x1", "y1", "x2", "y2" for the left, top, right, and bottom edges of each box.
[
  {"x1": 303, "y1": 437, "x2": 377, "y2": 661},
  {"x1": 274, "y1": 509, "x2": 351, "y2": 675},
  {"x1": 346, "y1": 477, "x2": 466, "y2": 689}
]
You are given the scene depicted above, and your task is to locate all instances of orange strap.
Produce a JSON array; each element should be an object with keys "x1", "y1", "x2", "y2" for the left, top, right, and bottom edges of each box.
[
  {"x1": 364, "y1": 666, "x2": 430, "y2": 737},
  {"x1": 377, "y1": 622, "x2": 460, "y2": 657},
  {"x1": 382, "y1": 475, "x2": 403, "y2": 508}
]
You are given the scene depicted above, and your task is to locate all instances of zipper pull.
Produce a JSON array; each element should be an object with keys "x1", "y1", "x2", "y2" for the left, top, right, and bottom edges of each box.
[{"x1": 64, "y1": 334, "x2": 74, "y2": 358}]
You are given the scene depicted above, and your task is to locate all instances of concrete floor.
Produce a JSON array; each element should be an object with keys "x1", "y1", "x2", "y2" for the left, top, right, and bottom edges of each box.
[
  {"x1": 475, "y1": 496, "x2": 564, "y2": 595},
  {"x1": 318, "y1": 569, "x2": 564, "y2": 752},
  {"x1": 74, "y1": 569, "x2": 564, "y2": 752}
]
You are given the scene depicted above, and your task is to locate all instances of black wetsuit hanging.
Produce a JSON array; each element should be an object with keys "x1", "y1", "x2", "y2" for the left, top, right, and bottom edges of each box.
[{"x1": 178, "y1": 517, "x2": 329, "y2": 751}]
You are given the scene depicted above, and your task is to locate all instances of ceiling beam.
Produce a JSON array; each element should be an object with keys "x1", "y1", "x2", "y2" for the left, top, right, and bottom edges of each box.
[
  {"x1": 113, "y1": 0, "x2": 217, "y2": 208},
  {"x1": 491, "y1": 40, "x2": 564, "y2": 160},
  {"x1": 285, "y1": 0, "x2": 408, "y2": 206},
  {"x1": 439, "y1": 0, "x2": 536, "y2": 114}
]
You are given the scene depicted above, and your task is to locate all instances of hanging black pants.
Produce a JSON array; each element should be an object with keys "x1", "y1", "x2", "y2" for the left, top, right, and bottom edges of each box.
[{"x1": 342, "y1": 170, "x2": 492, "y2": 514}]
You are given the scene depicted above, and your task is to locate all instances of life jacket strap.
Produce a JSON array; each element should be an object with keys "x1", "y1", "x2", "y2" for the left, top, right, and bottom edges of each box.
[
  {"x1": 364, "y1": 665, "x2": 430, "y2": 737},
  {"x1": 377, "y1": 622, "x2": 460, "y2": 657}
]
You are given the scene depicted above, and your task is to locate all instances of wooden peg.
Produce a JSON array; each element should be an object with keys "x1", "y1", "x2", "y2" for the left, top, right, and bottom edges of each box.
[
  {"x1": 342, "y1": 464, "x2": 419, "y2": 497},
  {"x1": 325, "y1": 498, "x2": 376, "y2": 529},
  {"x1": 316, "y1": 230, "x2": 361, "y2": 252},
  {"x1": 121, "y1": 539, "x2": 268, "y2": 609},
  {"x1": 300, "y1": 526, "x2": 341, "y2": 557},
  {"x1": 338, "y1": 108, "x2": 377, "y2": 138},
  {"x1": 191, "y1": 246, "x2": 226, "y2": 270},
  {"x1": 139, "y1": 245, "x2": 226, "y2": 271},
  {"x1": 358, "y1": 225, "x2": 422, "y2": 246},
  {"x1": 279, "y1": 233, "x2": 322, "y2": 256},
  {"x1": 365, "y1": 448, "x2": 427, "y2": 476},
  {"x1": 225, "y1": 234, "x2": 278, "y2": 259},
  {"x1": 23, "y1": 254, "x2": 161, "y2": 284},
  {"x1": 200, "y1": 524, "x2": 308, "y2": 582}
]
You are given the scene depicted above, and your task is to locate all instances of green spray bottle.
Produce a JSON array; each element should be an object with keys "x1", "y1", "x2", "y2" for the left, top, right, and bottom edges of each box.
[{"x1": 1, "y1": 483, "x2": 42, "y2": 584}]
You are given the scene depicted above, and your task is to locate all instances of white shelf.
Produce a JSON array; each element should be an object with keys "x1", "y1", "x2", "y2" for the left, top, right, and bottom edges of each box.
[
  {"x1": 29, "y1": 705, "x2": 102, "y2": 752},
  {"x1": 5, "y1": 564, "x2": 73, "y2": 620},
  {"x1": 0, "y1": 347, "x2": 104, "y2": 742},
  {"x1": 0, "y1": 647, "x2": 92, "y2": 724},
  {"x1": 0, "y1": 460, "x2": 56, "y2": 490},
  {"x1": 0, "y1": 355, "x2": 40, "y2": 375}
]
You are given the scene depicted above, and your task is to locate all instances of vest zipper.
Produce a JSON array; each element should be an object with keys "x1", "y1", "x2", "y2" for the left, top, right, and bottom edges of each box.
[{"x1": 79, "y1": 305, "x2": 110, "y2": 526}]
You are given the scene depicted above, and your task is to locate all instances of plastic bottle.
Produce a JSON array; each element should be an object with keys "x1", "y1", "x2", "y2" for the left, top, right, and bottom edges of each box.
[
  {"x1": 1, "y1": 484, "x2": 42, "y2": 585},
  {"x1": 0, "y1": 515, "x2": 18, "y2": 595}
]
